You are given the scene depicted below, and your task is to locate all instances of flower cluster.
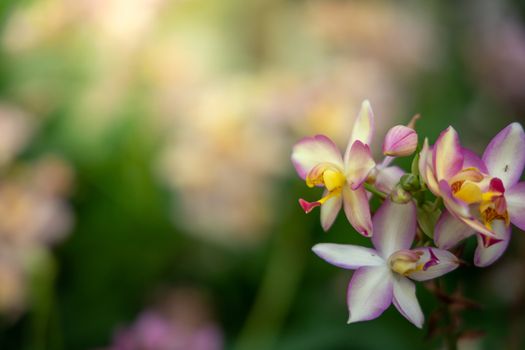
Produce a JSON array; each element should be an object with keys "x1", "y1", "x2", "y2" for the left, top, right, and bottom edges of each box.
[
  {"x1": 0, "y1": 104, "x2": 74, "y2": 316},
  {"x1": 291, "y1": 100, "x2": 525, "y2": 328}
]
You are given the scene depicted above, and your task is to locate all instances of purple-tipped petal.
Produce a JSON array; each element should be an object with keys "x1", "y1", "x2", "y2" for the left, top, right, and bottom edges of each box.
[
  {"x1": 462, "y1": 148, "x2": 488, "y2": 173},
  {"x1": 507, "y1": 182, "x2": 525, "y2": 230},
  {"x1": 312, "y1": 244, "x2": 384, "y2": 270},
  {"x1": 434, "y1": 211, "x2": 475, "y2": 249},
  {"x1": 419, "y1": 139, "x2": 440, "y2": 194},
  {"x1": 433, "y1": 127, "x2": 464, "y2": 181},
  {"x1": 474, "y1": 220, "x2": 511, "y2": 267},
  {"x1": 375, "y1": 166, "x2": 404, "y2": 194},
  {"x1": 344, "y1": 100, "x2": 375, "y2": 163},
  {"x1": 407, "y1": 248, "x2": 459, "y2": 281},
  {"x1": 345, "y1": 141, "x2": 376, "y2": 189},
  {"x1": 342, "y1": 186, "x2": 373, "y2": 237},
  {"x1": 347, "y1": 266, "x2": 393, "y2": 324},
  {"x1": 291, "y1": 135, "x2": 344, "y2": 180},
  {"x1": 392, "y1": 276, "x2": 423, "y2": 328},
  {"x1": 383, "y1": 125, "x2": 418, "y2": 157},
  {"x1": 372, "y1": 199, "x2": 417, "y2": 258},
  {"x1": 482, "y1": 123, "x2": 525, "y2": 188},
  {"x1": 320, "y1": 191, "x2": 343, "y2": 231}
]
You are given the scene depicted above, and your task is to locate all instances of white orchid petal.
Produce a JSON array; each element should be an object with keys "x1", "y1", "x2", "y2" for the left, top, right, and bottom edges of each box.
[
  {"x1": 320, "y1": 191, "x2": 343, "y2": 231},
  {"x1": 347, "y1": 266, "x2": 393, "y2": 324},
  {"x1": 372, "y1": 199, "x2": 417, "y2": 258},
  {"x1": 291, "y1": 135, "x2": 344, "y2": 180},
  {"x1": 375, "y1": 166, "x2": 404, "y2": 194},
  {"x1": 482, "y1": 123, "x2": 525, "y2": 188},
  {"x1": 344, "y1": 100, "x2": 374, "y2": 163},
  {"x1": 392, "y1": 276, "x2": 423, "y2": 328},
  {"x1": 506, "y1": 182, "x2": 525, "y2": 231},
  {"x1": 345, "y1": 141, "x2": 376, "y2": 189},
  {"x1": 433, "y1": 126, "x2": 464, "y2": 181},
  {"x1": 342, "y1": 186, "x2": 373, "y2": 237},
  {"x1": 434, "y1": 211, "x2": 475, "y2": 250},
  {"x1": 312, "y1": 243, "x2": 384, "y2": 270},
  {"x1": 474, "y1": 220, "x2": 511, "y2": 267}
]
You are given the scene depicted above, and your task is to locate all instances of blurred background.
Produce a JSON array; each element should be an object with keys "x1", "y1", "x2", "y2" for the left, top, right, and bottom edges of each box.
[{"x1": 0, "y1": 0, "x2": 524, "y2": 349}]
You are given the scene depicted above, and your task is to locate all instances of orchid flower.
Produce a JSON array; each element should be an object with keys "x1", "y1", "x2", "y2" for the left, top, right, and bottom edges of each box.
[
  {"x1": 418, "y1": 126, "x2": 502, "y2": 240},
  {"x1": 313, "y1": 199, "x2": 459, "y2": 327},
  {"x1": 432, "y1": 123, "x2": 525, "y2": 266},
  {"x1": 291, "y1": 100, "x2": 376, "y2": 235}
]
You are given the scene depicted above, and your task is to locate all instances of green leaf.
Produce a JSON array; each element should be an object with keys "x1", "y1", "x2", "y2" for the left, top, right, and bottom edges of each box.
[
  {"x1": 411, "y1": 151, "x2": 420, "y2": 176},
  {"x1": 417, "y1": 203, "x2": 441, "y2": 239}
]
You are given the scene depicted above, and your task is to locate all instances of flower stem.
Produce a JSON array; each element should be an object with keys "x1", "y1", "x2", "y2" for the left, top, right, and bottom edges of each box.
[{"x1": 364, "y1": 183, "x2": 387, "y2": 199}]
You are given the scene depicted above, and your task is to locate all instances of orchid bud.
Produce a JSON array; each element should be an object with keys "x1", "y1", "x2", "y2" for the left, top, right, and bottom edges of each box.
[
  {"x1": 390, "y1": 184, "x2": 412, "y2": 204},
  {"x1": 383, "y1": 125, "x2": 418, "y2": 157},
  {"x1": 400, "y1": 173, "x2": 420, "y2": 192}
]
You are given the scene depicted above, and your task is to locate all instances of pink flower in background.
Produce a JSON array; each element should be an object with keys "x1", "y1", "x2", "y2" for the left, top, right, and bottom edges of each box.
[
  {"x1": 313, "y1": 199, "x2": 459, "y2": 327},
  {"x1": 434, "y1": 123, "x2": 525, "y2": 266},
  {"x1": 106, "y1": 288, "x2": 223, "y2": 350},
  {"x1": 110, "y1": 312, "x2": 222, "y2": 350},
  {"x1": 292, "y1": 100, "x2": 375, "y2": 235}
]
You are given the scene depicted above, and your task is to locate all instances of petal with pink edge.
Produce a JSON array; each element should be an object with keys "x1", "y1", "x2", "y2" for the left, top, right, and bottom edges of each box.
[
  {"x1": 392, "y1": 276, "x2": 423, "y2": 328},
  {"x1": 345, "y1": 141, "x2": 376, "y2": 189},
  {"x1": 320, "y1": 191, "x2": 343, "y2": 231},
  {"x1": 506, "y1": 182, "x2": 525, "y2": 231},
  {"x1": 462, "y1": 148, "x2": 488, "y2": 174},
  {"x1": 433, "y1": 126, "x2": 464, "y2": 181},
  {"x1": 342, "y1": 186, "x2": 373, "y2": 237},
  {"x1": 474, "y1": 220, "x2": 511, "y2": 267},
  {"x1": 312, "y1": 244, "x2": 384, "y2": 270},
  {"x1": 375, "y1": 166, "x2": 404, "y2": 194},
  {"x1": 383, "y1": 125, "x2": 418, "y2": 157},
  {"x1": 344, "y1": 100, "x2": 374, "y2": 163},
  {"x1": 419, "y1": 139, "x2": 440, "y2": 195},
  {"x1": 347, "y1": 266, "x2": 393, "y2": 324},
  {"x1": 434, "y1": 211, "x2": 475, "y2": 250},
  {"x1": 371, "y1": 199, "x2": 417, "y2": 258},
  {"x1": 408, "y1": 247, "x2": 459, "y2": 281},
  {"x1": 482, "y1": 123, "x2": 525, "y2": 188},
  {"x1": 291, "y1": 135, "x2": 344, "y2": 180}
]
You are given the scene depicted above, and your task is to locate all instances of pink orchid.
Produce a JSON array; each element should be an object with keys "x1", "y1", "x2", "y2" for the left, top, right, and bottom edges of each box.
[
  {"x1": 313, "y1": 199, "x2": 459, "y2": 327},
  {"x1": 419, "y1": 127, "x2": 499, "y2": 238},
  {"x1": 291, "y1": 100, "x2": 376, "y2": 235},
  {"x1": 431, "y1": 123, "x2": 525, "y2": 266}
]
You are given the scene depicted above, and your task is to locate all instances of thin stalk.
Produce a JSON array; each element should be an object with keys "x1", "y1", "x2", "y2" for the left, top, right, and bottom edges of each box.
[{"x1": 364, "y1": 183, "x2": 387, "y2": 200}]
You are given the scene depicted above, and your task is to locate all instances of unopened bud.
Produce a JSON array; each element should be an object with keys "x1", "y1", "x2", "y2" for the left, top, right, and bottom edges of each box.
[
  {"x1": 383, "y1": 125, "x2": 418, "y2": 157},
  {"x1": 400, "y1": 174, "x2": 420, "y2": 192},
  {"x1": 390, "y1": 184, "x2": 412, "y2": 204}
]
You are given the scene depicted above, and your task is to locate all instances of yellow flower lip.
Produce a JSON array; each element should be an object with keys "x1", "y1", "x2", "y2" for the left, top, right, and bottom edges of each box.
[
  {"x1": 449, "y1": 172, "x2": 510, "y2": 229},
  {"x1": 305, "y1": 163, "x2": 346, "y2": 190},
  {"x1": 388, "y1": 250, "x2": 423, "y2": 276}
]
